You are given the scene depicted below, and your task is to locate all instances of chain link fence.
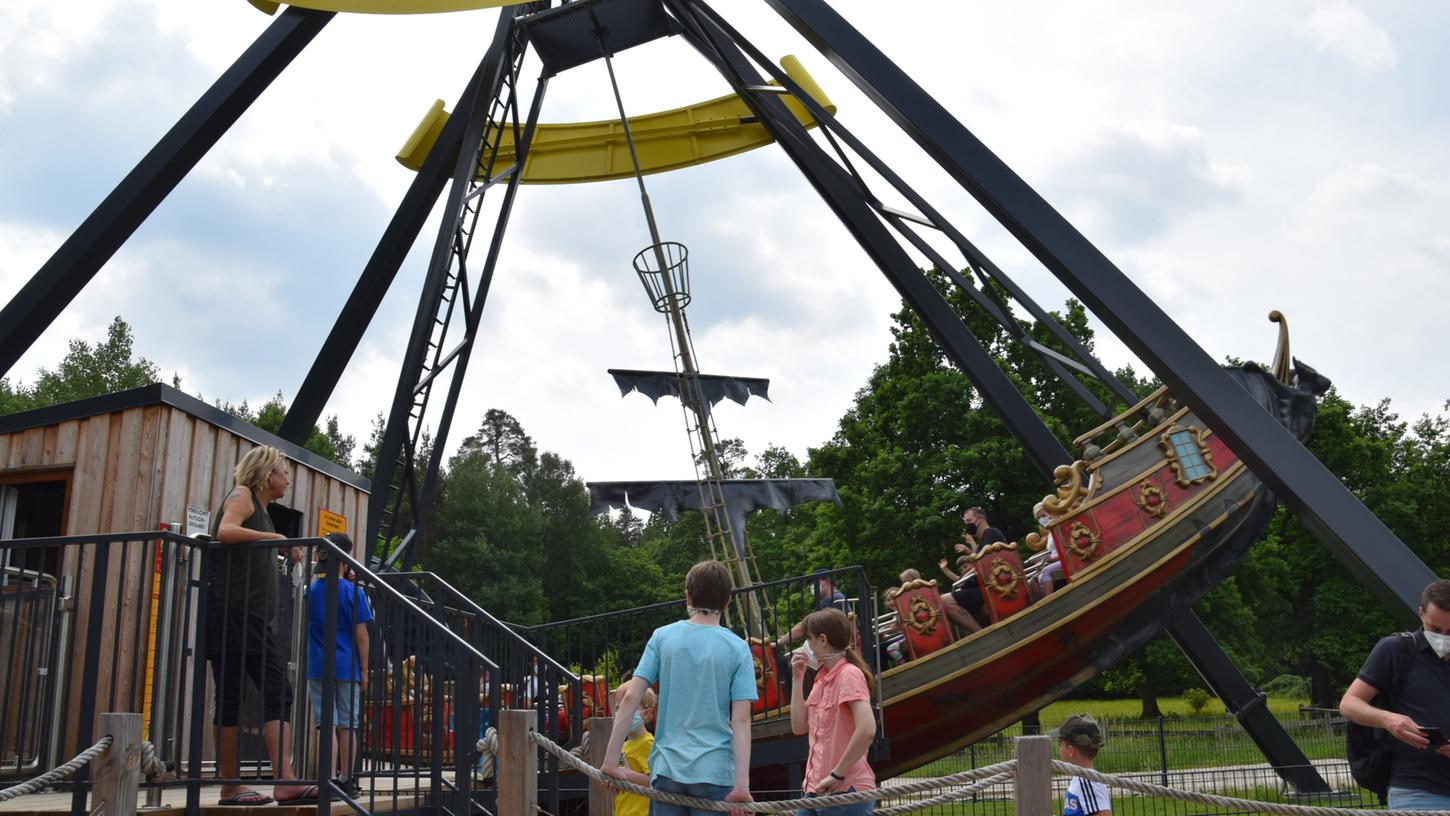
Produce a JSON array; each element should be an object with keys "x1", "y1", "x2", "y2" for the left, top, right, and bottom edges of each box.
[{"x1": 890, "y1": 710, "x2": 1378, "y2": 816}]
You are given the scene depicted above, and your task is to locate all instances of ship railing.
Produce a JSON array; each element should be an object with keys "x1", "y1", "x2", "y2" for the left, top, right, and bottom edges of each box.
[
  {"x1": 0, "y1": 530, "x2": 498, "y2": 816},
  {"x1": 1073, "y1": 386, "x2": 1178, "y2": 455}
]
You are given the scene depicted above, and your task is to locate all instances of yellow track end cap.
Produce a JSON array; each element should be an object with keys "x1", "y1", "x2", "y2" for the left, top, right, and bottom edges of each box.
[
  {"x1": 248, "y1": 0, "x2": 532, "y2": 14},
  {"x1": 396, "y1": 55, "x2": 837, "y2": 183}
]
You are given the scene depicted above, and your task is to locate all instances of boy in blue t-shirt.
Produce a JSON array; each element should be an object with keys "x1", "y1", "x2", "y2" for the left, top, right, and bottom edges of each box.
[
  {"x1": 601, "y1": 560, "x2": 756, "y2": 816},
  {"x1": 305, "y1": 533, "x2": 374, "y2": 796}
]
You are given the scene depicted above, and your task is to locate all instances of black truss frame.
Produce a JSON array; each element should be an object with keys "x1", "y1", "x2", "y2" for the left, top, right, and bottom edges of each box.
[
  {"x1": 366, "y1": 5, "x2": 548, "y2": 571},
  {"x1": 667, "y1": 0, "x2": 1327, "y2": 788},
  {"x1": 758, "y1": 0, "x2": 1437, "y2": 622},
  {"x1": 0, "y1": 7, "x2": 333, "y2": 378}
]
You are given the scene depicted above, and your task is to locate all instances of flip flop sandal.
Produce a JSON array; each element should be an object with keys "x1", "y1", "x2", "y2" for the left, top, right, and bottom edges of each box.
[
  {"x1": 218, "y1": 790, "x2": 274, "y2": 806},
  {"x1": 274, "y1": 786, "x2": 320, "y2": 806}
]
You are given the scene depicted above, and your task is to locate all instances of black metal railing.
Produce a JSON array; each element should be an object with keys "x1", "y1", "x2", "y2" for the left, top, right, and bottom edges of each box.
[
  {"x1": 516, "y1": 567, "x2": 880, "y2": 728},
  {"x1": 0, "y1": 531, "x2": 501, "y2": 816},
  {"x1": 373, "y1": 570, "x2": 581, "y2": 816}
]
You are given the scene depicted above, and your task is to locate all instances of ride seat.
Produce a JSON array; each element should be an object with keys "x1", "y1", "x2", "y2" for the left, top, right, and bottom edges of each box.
[
  {"x1": 972, "y1": 542, "x2": 1032, "y2": 623},
  {"x1": 885, "y1": 579, "x2": 956, "y2": 659},
  {"x1": 747, "y1": 637, "x2": 784, "y2": 715}
]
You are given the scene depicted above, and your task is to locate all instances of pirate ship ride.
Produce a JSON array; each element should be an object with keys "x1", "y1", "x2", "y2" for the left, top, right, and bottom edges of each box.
[{"x1": 8, "y1": 0, "x2": 1438, "y2": 809}]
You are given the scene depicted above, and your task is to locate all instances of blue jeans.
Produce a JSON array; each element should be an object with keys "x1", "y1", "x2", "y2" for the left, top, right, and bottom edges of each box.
[
  {"x1": 650, "y1": 775, "x2": 732, "y2": 816},
  {"x1": 797, "y1": 786, "x2": 874, "y2": 816},
  {"x1": 1388, "y1": 787, "x2": 1450, "y2": 811}
]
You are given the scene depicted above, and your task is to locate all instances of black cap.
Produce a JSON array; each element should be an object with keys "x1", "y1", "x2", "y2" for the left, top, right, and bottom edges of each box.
[
  {"x1": 1058, "y1": 714, "x2": 1103, "y2": 748},
  {"x1": 321, "y1": 532, "x2": 353, "y2": 557}
]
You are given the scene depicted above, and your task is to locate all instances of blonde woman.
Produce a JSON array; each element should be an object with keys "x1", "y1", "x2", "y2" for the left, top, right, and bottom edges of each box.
[{"x1": 205, "y1": 445, "x2": 311, "y2": 805}]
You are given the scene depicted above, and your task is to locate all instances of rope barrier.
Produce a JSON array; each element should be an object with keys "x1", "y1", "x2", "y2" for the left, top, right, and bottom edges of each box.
[
  {"x1": 1052, "y1": 761, "x2": 1450, "y2": 816},
  {"x1": 873, "y1": 771, "x2": 1014, "y2": 816},
  {"x1": 527, "y1": 729, "x2": 1016, "y2": 813},
  {"x1": 0, "y1": 736, "x2": 112, "y2": 803}
]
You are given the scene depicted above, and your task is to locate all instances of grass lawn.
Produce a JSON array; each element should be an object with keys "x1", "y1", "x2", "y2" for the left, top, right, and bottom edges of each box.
[
  {"x1": 902, "y1": 697, "x2": 1346, "y2": 778},
  {"x1": 1038, "y1": 696, "x2": 1308, "y2": 721}
]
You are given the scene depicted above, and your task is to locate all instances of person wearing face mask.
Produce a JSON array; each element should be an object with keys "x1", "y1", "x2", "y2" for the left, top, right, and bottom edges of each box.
[
  {"x1": 610, "y1": 700, "x2": 655, "y2": 816},
  {"x1": 1339, "y1": 579, "x2": 1450, "y2": 810},
  {"x1": 946, "y1": 507, "x2": 1006, "y2": 628},
  {"x1": 789, "y1": 609, "x2": 877, "y2": 815}
]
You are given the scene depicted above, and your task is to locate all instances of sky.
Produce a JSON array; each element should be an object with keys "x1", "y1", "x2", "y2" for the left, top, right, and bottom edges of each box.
[{"x1": 2, "y1": 0, "x2": 1448, "y2": 488}]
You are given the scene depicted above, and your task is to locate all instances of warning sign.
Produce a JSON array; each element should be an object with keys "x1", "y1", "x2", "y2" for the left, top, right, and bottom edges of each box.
[
  {"x1": 318, "y1": 509, "x2": 347, "y2": 537},
  {"x1": 185, "y1": 505, "x2": 210, "y2": 538}
]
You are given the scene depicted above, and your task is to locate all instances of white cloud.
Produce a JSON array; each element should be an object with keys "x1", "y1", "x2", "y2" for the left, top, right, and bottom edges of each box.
[
  {"x1": 2, "y1": 0, "x2": 1448, "y2": 495},
  {"x1": 1301, "y1": 2, "x2": 1398, "y2": 72}
]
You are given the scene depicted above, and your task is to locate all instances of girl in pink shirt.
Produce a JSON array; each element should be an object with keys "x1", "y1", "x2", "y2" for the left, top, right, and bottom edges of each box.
[{"x1": 789, "y1": 608, "x2": 877, "y2": 815}]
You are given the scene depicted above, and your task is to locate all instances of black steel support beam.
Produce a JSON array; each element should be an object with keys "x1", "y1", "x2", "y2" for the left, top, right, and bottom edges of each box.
[
  {"x1": 278, "y1": 54, "x2": 499, "y2": 444},
  {"x1": 367, "y1": 9, "x2": 525, "y2": 554},
  {"x1": 679, "y1": 1, "x2": 1326, "y2": 788},
  {"x1": 763, "y1": 0, "x2": 1435, "y2": 623},
  {"x1": 668, "y1": 3, "x2": 1072, "y2": 479},
  {"x1": 401, "y1": 76, "x2": 549, "y2": 572},
  {"x1": 0, "y1": 8, "x2": 332, "y2": 378},
  {"x1": 1170, "y1": 612, "x2": 1329, "y2": 791}
]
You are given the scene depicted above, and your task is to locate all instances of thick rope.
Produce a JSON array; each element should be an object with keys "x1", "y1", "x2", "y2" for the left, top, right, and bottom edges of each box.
[
  {"x1": 873, "y1": 771, "x2": 1014, "y2": 816},
  {"x1": 0, "y1": 736, "x2": 112, "y2": 803},
  {"x1": 1052, "y1": 761, "x2": 1450, "y2": 816},
  {"x1": 528, "y1": 729, "x2": 1015, "y2": 813},
  {"x1": 139, "y1": 741, "x2": 166, "y2": 785}
]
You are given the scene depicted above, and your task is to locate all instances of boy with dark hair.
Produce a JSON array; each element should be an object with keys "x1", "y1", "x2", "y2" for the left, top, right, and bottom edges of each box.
[
  {"x1": 1058, "y1": 714, "x2": 1110, "y2": 816},
  {"x1": 305, "y1": 532, "x2": 373, "y2": 797},
  {"x1": 602, "y1": 561, "x2": 756, "y2": 816}
]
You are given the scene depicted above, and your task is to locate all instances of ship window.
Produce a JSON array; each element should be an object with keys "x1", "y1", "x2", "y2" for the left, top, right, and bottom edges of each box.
[{"x1": 1168, "y1": 430, "x2": 1212, "y2": 482}]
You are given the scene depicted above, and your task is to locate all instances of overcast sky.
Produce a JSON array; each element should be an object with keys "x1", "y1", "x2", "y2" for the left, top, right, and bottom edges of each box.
[{"x1": 2, "y1": 1, "x2": 1447, "y2": 487}]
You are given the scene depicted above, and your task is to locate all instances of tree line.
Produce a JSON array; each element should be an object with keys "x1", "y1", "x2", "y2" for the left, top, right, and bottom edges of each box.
[{"x1": 4, "y1": 291, "x2": 1446, "y2": 710}]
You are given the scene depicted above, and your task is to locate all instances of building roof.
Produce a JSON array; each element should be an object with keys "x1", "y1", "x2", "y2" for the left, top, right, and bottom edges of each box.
[{"x1": 0, "y1": 384, "x2": 370, "y2": 491}]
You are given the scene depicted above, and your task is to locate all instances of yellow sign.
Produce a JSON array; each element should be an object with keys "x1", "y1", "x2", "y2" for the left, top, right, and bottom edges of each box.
[{"x1": 318, "y1": 509, "x2": 347, "y2": 537}]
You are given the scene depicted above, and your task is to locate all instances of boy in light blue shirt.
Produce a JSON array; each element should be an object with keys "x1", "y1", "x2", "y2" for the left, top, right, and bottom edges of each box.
[{"x1": 602, "y1": 560, "x2": 756, "y2": 816}]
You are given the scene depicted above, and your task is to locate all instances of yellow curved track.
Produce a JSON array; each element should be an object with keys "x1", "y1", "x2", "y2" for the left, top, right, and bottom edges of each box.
[
  {"x1": 248, "y1": 0, "x2": 530, "y2": 14},
  {"x1": 396, "y1": 55, "x2": 836, "y2": 184}
]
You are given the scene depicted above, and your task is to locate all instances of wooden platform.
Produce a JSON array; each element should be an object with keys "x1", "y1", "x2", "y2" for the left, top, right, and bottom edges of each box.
[{"x1": 0, "y1": 779, "x2": 437, "y2": 816}]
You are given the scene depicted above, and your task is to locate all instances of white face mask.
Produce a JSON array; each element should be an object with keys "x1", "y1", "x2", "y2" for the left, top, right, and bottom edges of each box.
[
  {"x1": 1425, "y1": 630, "x2": 1450, "y2": 659},
  {"x1": 798, "y1": 640, "x2": 843, "y2": 671}
]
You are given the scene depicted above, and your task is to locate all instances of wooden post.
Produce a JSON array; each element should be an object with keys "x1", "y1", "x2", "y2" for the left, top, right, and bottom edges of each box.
[
  {"x1": 498, "y1": 709, "x2": 537, "y2": 816},
  {"x1": 586, "y1": 718, "x2": 616, "y2": 816},
  {"x1": 1013, "y1": 734, "x2": 1054, "y2": 816},
  {"x1": 93, "y1": 713, "x2": 142, "y2": 816}
]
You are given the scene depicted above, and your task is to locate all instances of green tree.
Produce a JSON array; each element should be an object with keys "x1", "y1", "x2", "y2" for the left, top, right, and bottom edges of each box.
[
  {"x1": 220, "y1": 391, "x2": 355, "y2": 468},
  {"x1": 1, "y1": 317, "x2": 159, "y2": 414}
]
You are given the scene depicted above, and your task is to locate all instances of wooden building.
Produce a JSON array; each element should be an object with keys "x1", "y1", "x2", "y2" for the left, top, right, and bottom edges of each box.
[{"x1": 0, "y1": 384, "x2": 370, "y2": 774}]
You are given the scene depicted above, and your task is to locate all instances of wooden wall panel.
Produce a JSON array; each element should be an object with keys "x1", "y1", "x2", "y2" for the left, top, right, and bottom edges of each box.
[
  {"x1": 157, "y1": 410, "x2": 194, "y2": 528},
  {"x1": 290, "y1": 463, "x2": 312, "y2": 537},
  {"x1": 41, "y1": 425, "x2": 58, "y2": 466},
  {"x1": 210, "y1": 432, "x2": 238, "y2": 519},
  {"x1": 54, "y1": 420, "x2": 80, "y2": 466},
  {"x1": 187, "y1": 422, "x2": 217, "y2": 525},
  {"x1": 0, "y1": 435, "x2": 10, "y2": 469},
  {"x1": 8, "y1": 428, "x2": 45, "y2": 469}
]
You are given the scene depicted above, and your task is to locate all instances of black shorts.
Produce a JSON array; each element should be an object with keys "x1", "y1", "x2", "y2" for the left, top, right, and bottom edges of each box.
[
  {"x1": 205, "y1": 607, "x2": 293, "y2": 726},
  {"x1": 951, "y1": 583, "x2": 984, "y2": 617}
]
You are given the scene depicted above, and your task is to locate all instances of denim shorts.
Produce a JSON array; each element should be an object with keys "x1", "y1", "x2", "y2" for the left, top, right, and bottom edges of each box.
[
  {"x1": 650, "y1": 775, "x2": 732, "y2": 816},
  {"x1": 797, "y1": 786, "x2": 874, "y2": 816},
  {"x1": 308, "y1": 679, "x2": 361, "y2": 729},
  {"x1": 1388, "y1": 787, "x2": 1450, "y2": 811}
]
